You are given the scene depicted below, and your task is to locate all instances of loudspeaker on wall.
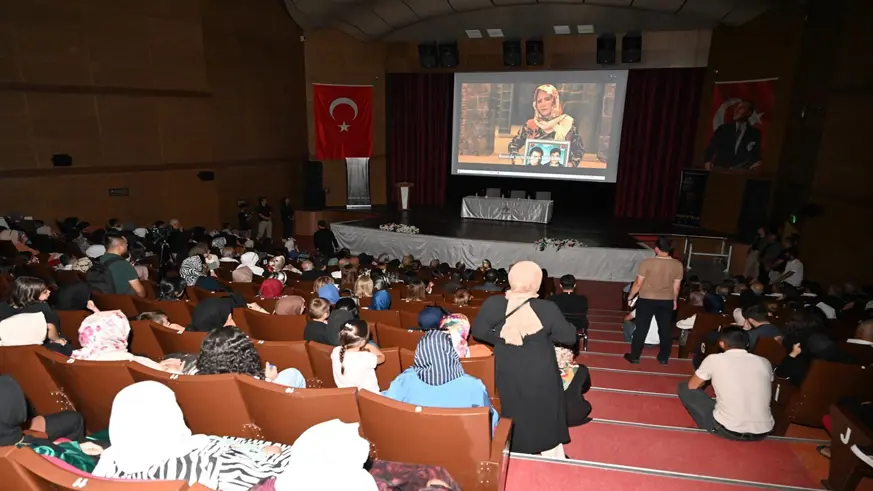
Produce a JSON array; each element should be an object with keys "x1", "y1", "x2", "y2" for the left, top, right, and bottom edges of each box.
[
  {"x1": 597, "y1": 34, "x2": 616, "y2": 65},
  {"x1": 622, "y1": 32, "x2": 642, "y2": 64},
  {"x1": 418, "y1": 43, "x2": 438, "y2": 68},
  {"x1": 525, "y1": 39, "x2": 544, "y2": 66},
  {"x1": 503, "y1": 40, "x2": 522, "y2": 67}
]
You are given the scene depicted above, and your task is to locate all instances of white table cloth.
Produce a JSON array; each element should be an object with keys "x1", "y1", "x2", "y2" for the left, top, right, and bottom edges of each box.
[{"x1": 461, "y1": 196, "x2": 554, "y2": 224}]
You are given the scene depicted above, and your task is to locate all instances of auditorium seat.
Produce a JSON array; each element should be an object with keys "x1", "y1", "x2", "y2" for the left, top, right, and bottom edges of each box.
[
  {"x1": 54, "y1": 310, "x2": 88, "y2": 349},
  {"x1": 375, "y1": 347, "x2": 402, "y2": 391},
  {"x1": 306, "y1": 341, "x2": 337, "y2": 388},
  {"x1": 678, "y1": 312, "x2": 730, "y2": 359},
  {"x1": 399, "y1": 310, "x2": 418, "y2": 329},
  {"x1": 360, "y1": 309, "x2": 401, "y2": 328},
  {"x1": 128, "y1": 320, "x2": 166, "y2": 361},
  {"x1": 34, "y1": 351, "x2": 135, "y2": 433},
  {"x1": 752, "y1": 337, "x2": 786, "y2": 366},
  {"x1": 0, "y1": 346, "x2": 71, "y2": 415},
  {"x1": 244, "y1": 295, "x2": 277, "y2": 314},
  {"x1": 399, "y1": 348, "x2": 497, "y2": 400},
  {"x1": 52, "y1": 269, "x2": 83, "y2": 286},
  {"x1": 0, "y1": 240, "x2": 17, "y2": 259},
  {"x1": 357, "y1": 390, "x2": 511, "y2": 491},
  {"x1": 825, "y1": 403, "x2": 873, "y2": 490},
  {"x1": 252, "y1": 340, "x2": 317, "y2": 385},
  {"x1": 237, "y1": 377, "x2": 361, "y2": 446},
  {"x1": 150, "y1": 323, "x2": 206, "y2": 355},
  {"x1": 90, "y1": 292, "x2": 138, "y2": 318},
  {"x1": 142, "y1": 280, "x2": 158, "y2": 300},
  {"x1": 2, "y1": 447, "x2": 193, "y2": 490},
  {"x1": 841, "y1": 342, "x2": 873, "y2": 366},
  {"x1": 374, "y1": 324, "x2": 425, "y2": 352},
  {"x1": 187, "y1": 287, "x2": 227, "y2": 303},
  {"x1": 397, "y1": 300, "x2": 433, "y2": 314},
  {"x1": 24, "y1": 263, "x2": 54, "y2": 284},
  {"x1": 126, "y1": 365, "x2": 257, "y2": 440},
  {"x1": 243, "y1": 310, "x2": 306, "y2": 341},
  {"x1": 232, "y1": 307, "x2": 251, "y2": 335},
  {"x1": 770, "y1": 359, "x2": 873, "y2": 436},
  {"x1": 228, "y1": 282, "x2": 259, "y2": 297},
  {"x1": 132, "y1": 298, "x2": 193, "y2": 326},
  {"x1": 359, "y1": 296, "x2": 372, "y2": 308}
]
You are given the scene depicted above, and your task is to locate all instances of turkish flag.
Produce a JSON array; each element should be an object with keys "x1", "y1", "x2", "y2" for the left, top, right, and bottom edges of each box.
[
  {"x1": 709, "y1": 78, "x2": 775, "y2": 152},
  {"x1": 313, "y1": 84, "x2": 373, "y2": 159}
]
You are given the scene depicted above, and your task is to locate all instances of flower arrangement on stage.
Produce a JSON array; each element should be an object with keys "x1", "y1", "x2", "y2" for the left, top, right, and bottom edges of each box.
[
  {"x1": 534, "y1": 237, "x2": 585, "y2": 251},
  {"x1": 379, "y1": 223, "x2": 420, "y2": 235}
]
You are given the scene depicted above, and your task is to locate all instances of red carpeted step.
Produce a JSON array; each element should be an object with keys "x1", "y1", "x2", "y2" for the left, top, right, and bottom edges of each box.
[
  {"x1": 586, "y1": 390, "x2": 696, "y2": 428},
  {"x1": 587, "y1": 329, "x2": 627, "y2": 342},
  {"x1": 590, "y1": 368, "x2": 686, "y2": 395},
  {"x1": 565, "y1": 423, "x2": 820, "y2": 488},
  {"x1": 590, "y1": 320, "x2": 624, "y2": 330},
  {"x1": 587, "y1": 340, "x2": 679, "y2": 358},
  {"x1": 506, "y1": 457, "x2": 777, "y2": 491},
  {"x1": 577, "y1": 352, "x2": 693, "y2": 376}
]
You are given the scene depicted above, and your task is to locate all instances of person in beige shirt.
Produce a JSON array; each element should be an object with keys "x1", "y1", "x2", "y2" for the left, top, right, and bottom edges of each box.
[
  {"x1": 625, "y1": 237, "x2": 684, "y2": 365},
  {"x1": 678, "y1": 327, "x2": 774, "y2": 440}
]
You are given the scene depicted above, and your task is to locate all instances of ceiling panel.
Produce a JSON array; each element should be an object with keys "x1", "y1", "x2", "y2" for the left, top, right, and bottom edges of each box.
[
  {"x1": 447, "y1": 0, "x2": 494, "y2": 11},
  {"x1": 630, "y1": 0, "x2": 686, "y2": 13},
  {"x1": 343, "y1": 7, "x2": 392, "y2": 37},
  {"x1": 680, "y1": 0, "x2": 738, "y2": 21},
  {"x1": 490, "y1": 0, "x2": 537, "y2": 6},
  {"x1": 291, "y1": 0, "x2": 334, "y2": 15},
  {"x1": 371, "y1": 0, "x2": 419, "y2": 27},
  {"x1": 585, "y1": 0, "x2": 633, "y2": 7},
  {"x1": 722, "y1": 3, "x2": 771, "y2": 25},
  {"x1": 403, "y1": 0, "x2": 454, "y2": 17}
]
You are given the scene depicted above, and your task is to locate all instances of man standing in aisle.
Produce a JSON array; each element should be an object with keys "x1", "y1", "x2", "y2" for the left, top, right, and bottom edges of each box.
[
  {"x1": 257, "y1": 197, "x2": 272, "y2": 240},
  {"x1": 624, "y1": 237, "x2": 684, "y2": 365}
]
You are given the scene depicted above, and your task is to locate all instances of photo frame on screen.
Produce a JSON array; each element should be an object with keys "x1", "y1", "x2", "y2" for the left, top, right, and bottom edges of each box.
[{"x1": 520, "y1": 139, "x2": 570, "y2": 167}]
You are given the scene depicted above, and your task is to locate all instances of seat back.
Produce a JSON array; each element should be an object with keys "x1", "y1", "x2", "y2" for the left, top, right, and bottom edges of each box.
[
  {"x1": 128, "y1": 321, "x2": 165, "y2": 360},
  {"x1": 357, "y1": 390, "x2": 492, "y2": 491},
  {"x1": 0, "y1": 346, "x2": 71, "y2": 415},
  {"x1": 752, "y1": 337, "x2": 786, "y2": 366},
  {"x1": 680, "y1": 313, "x2": 730, "y2": 359},
  {"x1": 460, "y1": 356, "x2": 497, "y2": 399},
  {"x1": 55, "y1": 311, "x2": 89, "y2": 349},
  {"x1": 375, "y1": 324, "x2": 425, "y2": 352},
  {"x1": 790, "y1": 361, "x2": 873, "y2": 427},
  {"x1": 360, "y1": 309, "x2": 401, "y2": 328},
  {"x1": 6, "y1": 447, "x2": 190, "y2": 490},
  {"x1": 534, "y1": 191, "x2": 551, "y2": 201},
  {"x1": 132, "y1": 298, "x2": 193, "y2": 326},
  {"x1": 244, "y1": 310, "x2": 306, "y2": 342},
  {"x1": 841, "y1": 343, "x2": 873, "y2": 366},
  {"x1": 228, "y1": 282, "x2": 259, "y2": 296},
  {"x1": 237, "y1": 377, "x2": 360, "y2": 445},
  {"x1": 399, "y1": 310, "x2": 418, "y2": 329},
  {"x1": 53, "y1": 270, "x2": 83, "y2": 286},
  {"x1": 35, "y1": 351, "x2": 135, "y2": 433},
  {"x1": 509, "y1": 190, "x2": 525, "y2": 199},
  {"x1": 150, "y1": 324, "x2": 207, "y2": 355},
  {"x1": 306, "y1": 342, "x2": 337, "y2": 388},
  {"x1": 252, "y1": 340, "x2": 316, "y2": 383},
  {"x1": 231, "y1": 307, "x2": 251, "y2": 335},
  {"x1": 126, "y1": 365, "x2": 258, "y2": 439},
  {"x1": 90, "y1": 292, "x2": 138, "y2": 318},
  {"x1": 375, "y1": 347, "x2": 402, "y2": 391},
  {"x1": 397, "y1": 300, "x2": 433, "y2": 313}
]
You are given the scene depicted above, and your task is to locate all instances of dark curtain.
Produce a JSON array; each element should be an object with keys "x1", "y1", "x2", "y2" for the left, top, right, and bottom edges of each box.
[
  {"x1": 613, "y1": 68, "x2": 706, "y2": 220},
  {"x1": 386, "y1": 73, "x2": 453, "y2": 206}
]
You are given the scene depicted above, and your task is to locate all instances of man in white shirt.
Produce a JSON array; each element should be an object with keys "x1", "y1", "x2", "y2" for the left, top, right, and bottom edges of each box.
[
  {"x1": 772, "y1": 248, "x2": 803, "y2": 288},
  {"x1": 678, "y1": 327, "x2": 774, "y2": 441}
]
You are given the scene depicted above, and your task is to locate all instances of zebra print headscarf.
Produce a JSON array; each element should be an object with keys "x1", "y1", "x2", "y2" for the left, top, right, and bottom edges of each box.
[{"x1": 412, "y1": 331, "x2": 466, "y2": 386}]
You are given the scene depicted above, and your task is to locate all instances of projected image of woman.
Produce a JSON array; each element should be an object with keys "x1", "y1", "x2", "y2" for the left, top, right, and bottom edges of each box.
[{"x1": 509, "y1": 84, "x2": 585, "y2": 167}]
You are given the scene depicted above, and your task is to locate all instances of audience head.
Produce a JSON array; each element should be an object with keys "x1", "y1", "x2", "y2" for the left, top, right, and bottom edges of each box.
[
  {"x1": 187, "y1": 297, "x2": 238, "y2": 332},
  {"x1": 855, "y1": 320, "x2": 873, "y2": 343},
  {"x1": 449, "y1": 271, "x2": 463, "y2": 284},
  {"x1": 337, "y1": 319, "x2": 370, "y2": 375},
  {"x1": 483, "y1": 269, "x2": 498, "y2": 284},
  {"x1": 508, "y1": 261, "x2": 542, "y2": 295},
  {"x1": 372, "y1": 275, "x2": 389, "y2": 292},
  {"x1": 157, "y1": 276, "x2": 185, "y2": 301},
  {"x1": 452, "y1": 288, "x2": 473, "y2": 307},
  {"x1": 742, "y1": 304, "x2": 770, "y2": 328},
  {"x1": 9, "y1": 276, "x2": 50, "y2": 307},
  {"x1": 719, "y1": 326, "x2": 750, "y2": 351},
  {"x1": 440, "y1": 314, "x2": 472, "y2": 358},
  {"x1": 135, "y1": 311, "x2": 170, "y2": 327},
  {"x1": 405, "y1": 279, "x2": 427, "y2": 302},
  {"x1": 481, "y1": 259, "x2": 492, "y2": 270},
  {"x1": 716, "y1": 284, "x2": 732, "y2": 298},
  {"x1": 333, "y1": 297, "x2": 359, "y2": 318},
  {"x1": 654, "y1": 236, "x2": 673, "y2": 256},
  {"x1": 307, "y1": 297, "x2": 331, "y2": 321},
  {"x1": 313, "y1": 275, "x2": 334, "y2": 293},
  {"x1": 354, "y1": 275, "x2": 373, "y2": 298},
  {"x1": 418, "y1": 306, "x2": 446, "y2": 331},
  {"x1": 220, "y1": 247, "x2": 235, "y2": 259},
  {"x1": 196, "y1": 326, "x2": 263, "y2": 378},
  {"x1": 340, "y1": 265, "x2": 357, "y2": 288},
  {"x1": 750, "y1": 281, "x2": 765, "y2": 295},
  {"x1": 703, "y1": 292, "x2": 723, "y2": 314},
  {"x1": 104, "y1": 232, "x2": 129, "y2": 257},
  {"x1": 268, "y1": 255, "x2": 286, "y2": 272},
  {"x1": 258, "y1": 279, "x2": 284, "y2": 299},
  {"x1": 412, "y1": 330, "x2": 465, "y2": 386},
  {"x1": 301, "y1": 260, "x2": 314, "y2": 272},
  {"x1": 559, "y1": 274, "x2": 576, "y2": 293},
  {"x1": 429, "y1": 259, "x2": 440, "y2": 269},
  {"x1": 72, "y1": 311, "x2": 131, "y2": 359},
  {"x1": 317, "y1": 220, "x2": 328, "y2": 230}
]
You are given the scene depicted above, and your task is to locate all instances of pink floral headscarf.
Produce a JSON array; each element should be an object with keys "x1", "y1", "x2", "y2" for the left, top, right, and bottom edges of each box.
[
  {"x1": 72, "y1": 311, "x2": 131, "y2": 360},
  {"x1": 440, "y1": 314, "x2": 471, "y2": 359}
]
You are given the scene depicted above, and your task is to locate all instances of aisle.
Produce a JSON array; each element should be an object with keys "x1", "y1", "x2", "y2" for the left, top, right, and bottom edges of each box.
[{"x1": 504, "y1": 309, "x2": 831, "y2": 491}]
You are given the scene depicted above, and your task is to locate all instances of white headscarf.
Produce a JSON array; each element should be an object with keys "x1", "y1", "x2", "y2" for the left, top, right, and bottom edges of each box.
[
  {"x1": 275, "y1": 419, "x2": 377, "y2": 491},
  {"x1": 94, "y1": 381, "x2": 209, "y2": 474},
  {"x1": 85, "y1": 245, "x2": 106, "y2": 259},
  {"x1": 133, "y1": 228, "x2": 148, "y2": 239},
  {"x1": 0, "y1": 312, "x2": 47, "y2": 346},
  {"x1": 236, "y1": 251, "x2": 264, "y2": 276}
]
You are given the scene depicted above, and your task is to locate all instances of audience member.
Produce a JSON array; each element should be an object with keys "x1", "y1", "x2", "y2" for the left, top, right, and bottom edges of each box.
[
  {"x1": 0, "y1": 276, "x2": 69, "y2": 353},
  {"x1": 442, "y1": 271, "x2": 464, "y2": 295},
  {"x1": 317, "y1": 281, "x2": 340, "y2": 305},
  {"x1": 93, "y1": 381, "x2": 293, "y2": 488},
  {"x1": 274, "y1": 295, "x2": 305, "y2": 316},
  {"x1": 135, "y1": 311, "x2": 185, "y2": 332},
  {"x1": 97, "y1": 232, "x2": 145, "y2": 297},
  {"x1": 370, "y1": 277, "x2": 391, "y2": 311},
  {"x1": 303, "y1": 297, "x2": 332, "y2": 344},
  {"x1": 678, "y1": 327, "x2": 773, "y2": 441},
  {"x1": 775, "y1": 310, "x2": 840, "y2": 385},
  {"x1": 234, "y1": 252, "x2": 264, "y2": 282},
  {"x1": 452, "y1": 288, "x2": 473, "y2": 307},
  {"x1": 416, "y1": 306, "x2": 446, "y2": 331},
  {"x1": 332, "y1": 319, "x2": 385, "y2": 392},
  {"x1": 354, "y1": 275, "x2": 373, "y2": 298},
  {"x1": 473, "y1": 269, "x2": 503, "y2": 292},
  {"x1": 157, "y1": 276, "x2": 186, "y2": 301},
  {"x1": 196, "y1": 326, "x2": 304, "y2": 387},
  {"x1": 187, "y1": 296, "x2": 241, "y2": 333},
  {"x1": 72, "y1": 311, "x2": 164, "y2": 370},
  {"x1": 555, "y1": 346, "x2": 592, "y2": 427},
  {"x1": 771, "y1": 248, "x2": 804, "y2": 288},
  {"x1": 259, "y1": 278, "x2": 284, "y2": 299},
  {"x1": 742, "y1": 304, "x2": 783, "y2": 350},
  {"x1": 405, "y1": 279, "x2": 428, "y2": 302},
  {"x1": 441, "y1": 314, "x2": 492, "y2": 358},
  {"x1": 383, "y1": 331, "x2": 497, "y2": 429},
  {"x1": 550, "y1": 274, "x2": 589, "y2": 333},
  {"x1": 313, "y1": 220, "x2": 339, "y2": 258}
]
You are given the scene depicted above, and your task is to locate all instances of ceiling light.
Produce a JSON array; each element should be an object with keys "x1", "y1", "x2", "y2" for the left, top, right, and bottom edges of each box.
[
  {"x1": 465, "y1": 29, "x2": 482, "y2": 38},
  {"x1": 486, "y1": 29, "x2": 504, "y2": 38},
  {"x1": 553, "y1": 25, "x2": 571, "y2": 35},
  {"x1": 577, "y1": 24, "x2": 595, "y2": 34}
]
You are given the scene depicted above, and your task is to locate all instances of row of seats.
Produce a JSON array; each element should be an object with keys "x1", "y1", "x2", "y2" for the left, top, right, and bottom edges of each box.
[{"x1": 0, "y1": 344, "x2": 509, "y2": 491}]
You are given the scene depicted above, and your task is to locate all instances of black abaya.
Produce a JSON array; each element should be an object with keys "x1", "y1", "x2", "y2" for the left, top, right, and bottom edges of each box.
[{"x1": 471, "y1": 297, "x2": 576, "y2": 454}]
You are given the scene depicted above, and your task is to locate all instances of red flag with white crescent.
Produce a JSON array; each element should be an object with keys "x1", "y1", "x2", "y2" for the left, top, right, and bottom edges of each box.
[
  {"x1": 313, "y1": 84, "x2": 373, "y2": 159},
  {"x1": 708, "y1": 78, "x2": 775, "y2": 153}
]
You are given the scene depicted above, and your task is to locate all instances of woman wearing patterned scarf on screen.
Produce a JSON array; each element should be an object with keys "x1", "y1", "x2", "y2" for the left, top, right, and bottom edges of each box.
[{"x1": 508, "y1": 84, "x2": 585, "y2": 167}]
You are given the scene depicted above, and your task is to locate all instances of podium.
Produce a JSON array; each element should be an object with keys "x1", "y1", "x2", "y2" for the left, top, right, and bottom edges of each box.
[{"x1": 396, "y1": 182, "x2": 414, "y2": 210}]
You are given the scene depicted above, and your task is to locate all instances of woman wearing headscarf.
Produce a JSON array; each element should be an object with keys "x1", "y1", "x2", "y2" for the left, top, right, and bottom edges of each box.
[
  {"x1": 555, "y1": 346, "x2": 592, "y2": 427},
  {"x1": 274, "y1": 295, "x2": 305, "y2": 316},
  {"x1": 0, "y1": 375, "x2": 100, "y2": 472},
  {"x1": 186, "y1": 296, "x2": 242, "y2": 333},
  {"x1": 237, "y1": 251, "x2": 264, "y2": 276},
  {"x1": 85, "y1": 244, "x2": 105, "y2": 260},
  {"x1": 415, "y1": 306, "x2": 446, "y2": 331},
  {"x1": 259, "y1": 278, "x2": 284, "y2": 299},
  {"x1": 441, "y1": 314, "x2": 492, "y2": 358},
  {"x1": 471, "y1": 261, "x2": 576, "y2": 457},
  {"x1": 180, "y1": 255, "x2": 224, "y2": 292},
  {"x1": 92, "y1": 381, "x2": 293, "y2": 490},
  {"x1": 507, "y1": 84, "x2": 585, "y2": 167},
  {"x1": 73, "y1": 311, "x2": 164, "y2": 370},
  {"x1": 383, "y1": 331, "x2": 498, "y2": 430}
]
